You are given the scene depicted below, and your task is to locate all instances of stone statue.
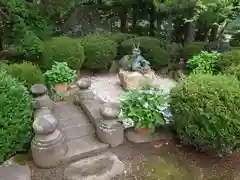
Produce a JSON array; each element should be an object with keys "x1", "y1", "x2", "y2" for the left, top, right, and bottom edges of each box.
[{"x1": 120, "y1": 42, "x2": 151, "y2": 74}]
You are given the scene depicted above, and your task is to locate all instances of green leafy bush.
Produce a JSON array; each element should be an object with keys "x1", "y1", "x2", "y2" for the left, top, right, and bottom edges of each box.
[
  {"x1": 120, "y1": 37, "x2": 170, "y2": 69},
  {"x1": 106, "y1": 33, "x2": 138, "y2": 44},
  {"x1": 44, "y1": 61, "x2": 77, "y2": 86},
  {"x1": 215, "y1": 50, "x2": 240, "y2": 72},
  {"x1": 81, "y1": 35, "x2": 117, "y2": 70},
  {"x1": 6, "y1": 62, "x2": 44, "y2": 89},
  {"x1": 170, "y1": 73, "x2": 240, "y2": 154},
  {"x1": 224, "y1": 64, "x2": 240, "y2": 81},
  {"x1": 0, "y1": 71, "x2": 33, "y2": 163},
  {"x1": 187, "y1": 51, "x2": 220, "y2": 74},
  {"x1": 181, "y1": 42, "x2": 205, "y2": 61},
  {"x1": 41, "y1": 36, "x2": 84, "y2": 70},
  {"x1": 120, "y1": 87, "x2": 167, "y2": 133}
]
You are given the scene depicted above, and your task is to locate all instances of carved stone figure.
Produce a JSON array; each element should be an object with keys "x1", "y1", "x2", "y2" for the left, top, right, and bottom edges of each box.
[{"x1": 119, "y1": 42, "x2": 151, "y2": 74}]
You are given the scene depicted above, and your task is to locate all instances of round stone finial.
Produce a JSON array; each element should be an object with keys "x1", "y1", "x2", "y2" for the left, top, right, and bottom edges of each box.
[
  {"x1": 33, "y1": 108, "x2": 58, "y2": 134},
  {"x1": 77, "y1": 78, "x2": 91, "y2": 89},
  {"x1": 99, "y1": 102, "x2": 120, "y2": 120},
  {"x1": 31, "y1": 84, "x2": 48, "y2": 97}
]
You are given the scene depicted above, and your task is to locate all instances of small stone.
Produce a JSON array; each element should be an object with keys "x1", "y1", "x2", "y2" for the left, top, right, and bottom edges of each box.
[
  {"x1": 64, "y1": 152, "x2": 124, "y2": 180},
  {"x1": 30, "y1": 84, "x2": 47, "y2": 97},
  {"x1": 77, "y1": 78, "x2": 91, "y2": 89},
  {"x1": 33, "y1": 108, "x2": 57, "y2": 134},
  {"x1": 99, "y1": 102, "x2": 120, "y2": 120}
]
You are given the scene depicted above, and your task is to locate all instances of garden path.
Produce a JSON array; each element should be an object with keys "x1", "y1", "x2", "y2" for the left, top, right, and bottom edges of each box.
[{"x1": 53, "y1": 100, "x2": 108, "y2": 162}]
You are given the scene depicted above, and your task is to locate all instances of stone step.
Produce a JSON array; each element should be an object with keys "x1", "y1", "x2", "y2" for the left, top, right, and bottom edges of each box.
[
  {"x1": 63, "y1": 135, "x2": 109, "y2": 163},
  {"x1": 64, "y1": 152, "x2": 125, "y2": 180},
  {"x1": 62, "y1": 124, "x2": 95, "y2": 141}
]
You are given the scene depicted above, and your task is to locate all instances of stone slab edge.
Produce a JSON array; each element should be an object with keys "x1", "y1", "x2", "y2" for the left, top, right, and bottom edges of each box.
[{"x1": 74, "y1": 89, "x2": 105, "y2": 126}]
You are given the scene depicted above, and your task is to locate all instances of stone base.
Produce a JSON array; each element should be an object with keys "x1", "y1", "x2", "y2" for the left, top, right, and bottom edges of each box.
[
  {"x1": 31, "y1": 129, "x2": 67, "y2": 168},
  {"x1": 64, "y1": 152, "x2": 124, "y2": 180},
  {"x1": 125, "y1": 128, "x2": 174, "y2": 143},
  {"x1": 118, "y1": 68, "x2": 155, "y2": 91},
  {"x1": 0, "y1": 165, "x2": 31, "y2": 180},
  {"x1": 96, "y1": 120, "x2": 124, "y2": 147}
]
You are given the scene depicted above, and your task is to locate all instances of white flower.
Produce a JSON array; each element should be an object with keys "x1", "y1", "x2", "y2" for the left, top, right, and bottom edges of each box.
[{"x1": 122, "y1": 118, "x2": 135, "y2": 129}]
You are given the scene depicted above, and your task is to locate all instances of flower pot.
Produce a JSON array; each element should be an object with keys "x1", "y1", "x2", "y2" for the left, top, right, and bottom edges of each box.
[
  {"x1": 135, "y1": 128, "x2": 151, "y2": 136},
  {"x1": 55, "y1": 84, "x2": 68, "y2": 94}
]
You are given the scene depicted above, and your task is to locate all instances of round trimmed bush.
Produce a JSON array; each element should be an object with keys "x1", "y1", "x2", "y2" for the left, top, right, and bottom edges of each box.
[
  {"x1": 6, "y1": 62, "x2": 44, "y2": 89},
  {"x1": 81, "y1": 35, "x2": 117, "y2": 70},
  {"x1": 0, "y1": 71, "x2": 33, "y2": 163},
  {"x1": 120, "y1": 36, "x2": 170, "y2": 70},
  {"x1": 41, "y1": 36, "x2": 84, "y2": 70},
  {"x1": 181, "y1": 42, "x2": 205, "y2": 61},
  {"x1": 170, "y1": 73, "x2": 240, "y2": 154},
  {"x1": 215, "y1": 50, "x2": 240, "y2": 72},
  {"x1": 106, "y1": 33, "x2": 138, "y2": 44}
]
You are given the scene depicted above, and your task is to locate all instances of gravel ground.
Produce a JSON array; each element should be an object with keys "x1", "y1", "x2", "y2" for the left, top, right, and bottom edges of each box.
[
  {"x1": 89, "y1": 74, "x2": 176, "y2": 103},
  {"x1": 28, "y1": 140, "x2": 240, "y2": 180}
]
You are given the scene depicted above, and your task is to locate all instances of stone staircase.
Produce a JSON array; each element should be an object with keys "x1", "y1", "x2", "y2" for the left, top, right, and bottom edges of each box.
[{"x1": 53, "y1": 102, "x2": 109, "y2": 163}]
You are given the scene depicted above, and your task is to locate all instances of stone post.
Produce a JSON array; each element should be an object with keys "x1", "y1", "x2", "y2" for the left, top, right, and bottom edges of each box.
[
  {"x1": 30, "y1": 84, "x2": 67, "y2": 168},
  {"x1": 96, "y1": 103, "x2": 124, "y2": 147}
]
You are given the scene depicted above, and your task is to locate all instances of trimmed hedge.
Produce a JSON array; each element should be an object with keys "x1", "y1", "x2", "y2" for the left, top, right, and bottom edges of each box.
[
  {"x1": 181, "y1": 42, "x2": 205, "y2": 61},
  {"x1": 6, "y1": 62, "x2": 44, "y2": 89},
  {"x1": 0, "y1": 71, "x2": 33, "y2": 163},
  {"x1": 120, "y1": 36, "x2": 170, "y2": 70},
  {"x1": 106, "y1": 33, "x2": 138, "y2": 44},
  {"x1": 41, "y1": 36, "x2": 84, "y2": 70},
  {"x1": 215, "y1": 50, "x2": 240, "y2": 72},
  {"x1": 81, "y1": 35, "x2": 117, "y2": 70},
  {"x1": 170, "y1": 73, "x2": 240, "y2": 154}
]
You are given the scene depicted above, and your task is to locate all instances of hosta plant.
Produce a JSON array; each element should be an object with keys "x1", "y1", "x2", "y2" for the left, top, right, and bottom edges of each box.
[
  {"x1": 120, "y1": 87, "x2": 170, "y2": 133},
  {"x1": 44, "y1": 61, "x2": 77, "y2": 86},
  {"x1": 187, "y1": 51, "x2": 220, "y2": 74}
]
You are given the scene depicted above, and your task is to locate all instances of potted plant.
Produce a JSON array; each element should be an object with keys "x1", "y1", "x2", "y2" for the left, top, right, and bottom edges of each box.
[
  {"x1": 44, "y1": 61, "x2": 77, "y2": 94},
  {"x1": 120, "y1": 87, "x2": 167, "y2": 136}
]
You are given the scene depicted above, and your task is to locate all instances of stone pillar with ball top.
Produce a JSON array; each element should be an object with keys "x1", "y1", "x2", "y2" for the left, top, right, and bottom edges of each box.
[
  {"x1": 31, "y1": 107, "x2": 67, "y2": 168},
  {"x1": 96, "y1": 103, "x2": 124, "y2": 147}
]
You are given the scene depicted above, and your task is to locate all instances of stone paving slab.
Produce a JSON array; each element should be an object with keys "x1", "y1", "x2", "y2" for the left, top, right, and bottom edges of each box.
[
  {"x1": 64, "y1": 152, "x2": 124, "y2": 180},
  {"x1": 64, "y1": 135, "x2": 109, "y2": 163},
  {"x1": 0, "y1": 165, "x2": 31, "y2": 180},
  {"x1": 63, "y1": 124, "x2": 95, "y2": 141},
  {"x1": 52, "y1": 101, "x2": 109, "y2": 164}
]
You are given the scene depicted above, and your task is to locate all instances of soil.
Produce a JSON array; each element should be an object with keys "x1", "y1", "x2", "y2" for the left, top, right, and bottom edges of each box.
[{"x1": 27, "y1": 140, "x2": 240, "y2": 180}]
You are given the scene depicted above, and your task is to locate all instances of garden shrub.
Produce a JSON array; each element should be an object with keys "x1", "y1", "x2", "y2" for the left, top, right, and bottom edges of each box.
[
  {"x1": 120, "y1": 36, "x2": 170, "y2": 69},
  {"x1": 224, "y1": 64, "x2": 240, "y2": 81},
  {"x1": 215, "y1": 50, "x2": 240, "y2": 72},
  {"x1": 203, "y1": 41, "x2": 232, "y2": 53},
  {"x1": 187, "y1": 51, "x2": 220, "y2": 74},
  {"x1": 181, "y1": 42, "x2": 205, "y2": 61},
  {"x1": 0, "y1": 71, "x2": 33, "y2": 163},
  {"x1": 230, "y1": 32, "x2": 240, "y2": 47},
  {"x1": 41, "y1": 36, "x2": 84, "y2": 70},
  {"x1": 81, "y1": 34, "x2": 117, "y2": 70},
  {"x1": 170, "y1": 73, "x2": 240, "y2": 154},
  {"x1": 106, "y1": 33, "x2": 138, "y2": 44},
  {"x1": 6, "y1": 62, "x2": 45, "y2": 89}
]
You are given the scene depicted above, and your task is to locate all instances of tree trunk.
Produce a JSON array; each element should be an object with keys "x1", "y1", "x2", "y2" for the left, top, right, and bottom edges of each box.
[
  {"x1": 132, "y1": 6, "x2": 137, "y2": 32},
  {"x1": 166, "y1": 14, "x2": 173, "y2": 42},
  {"x1": 149, "y1": 4, "x2": 155, "y2": 36},
  {"x1": 209, "y1": 23, "x2": 218, "y2": 41},
  {"x1": 119, "y1": 7, "x2": 128, "y2": 33},
  {"x1": 184, "y1": 21, "x2": 196, "y2": 45}
]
